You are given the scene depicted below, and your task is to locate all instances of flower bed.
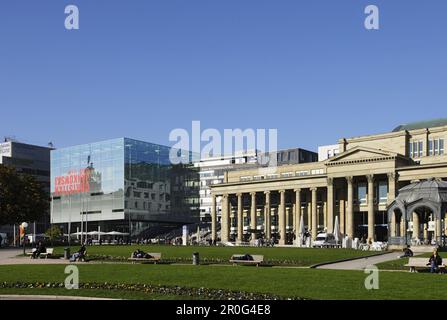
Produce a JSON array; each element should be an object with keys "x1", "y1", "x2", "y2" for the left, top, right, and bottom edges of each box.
[{"x1": 0, "y1": 281, "x2": 302, "y2": 300}]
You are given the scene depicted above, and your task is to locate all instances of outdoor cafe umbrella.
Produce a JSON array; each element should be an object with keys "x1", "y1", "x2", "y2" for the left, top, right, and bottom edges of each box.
[
  {"x1": 333, "y1": 215, "x2": 342, "y2": 245},
  {"x1": 106, "y1": 231, "x2": 129, "y2": 236},
  {"x1": 87, "y1": 231, "x2": 107, "y2": 236}
]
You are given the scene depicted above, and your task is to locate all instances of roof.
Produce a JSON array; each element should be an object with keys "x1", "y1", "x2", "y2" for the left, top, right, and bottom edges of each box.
[
  {"x1": 396, "y1": 178, "x2": 447, "y2": 204},
  {"x1": 392, "y1": 118, "x2": 447, "y2": 132}
]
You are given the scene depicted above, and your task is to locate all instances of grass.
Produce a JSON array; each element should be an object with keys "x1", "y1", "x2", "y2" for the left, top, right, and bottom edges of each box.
[
  {"x1": 377, "y1": 252, "x2": 447, "y2": 271},
  {"x1": 2, "y1": 263, "x2": 447, "y2": 300},
  {"x1": 52, "y1": 245, "x2": 375, "y2": 266}
]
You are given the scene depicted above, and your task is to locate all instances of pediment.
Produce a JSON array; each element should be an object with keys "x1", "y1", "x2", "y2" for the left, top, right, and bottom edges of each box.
[{"x1": 326, "y1": 146, "x2": 400, "y2": 164}]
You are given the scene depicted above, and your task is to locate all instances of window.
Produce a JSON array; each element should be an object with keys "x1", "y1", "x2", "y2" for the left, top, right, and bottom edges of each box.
[
  {"x1": 281, "y1": 172, "x2": 293, "y2": 178},
  {"x1": 409, "y1": 140, "x2": 424, "y2": 158},
  {"x1": 378, "y1": 181, "x2": 388, "y2": 204},
  {"x1": 428, "y1": 138, "x2": 444, "y2": 156},
  {"x1": 357, "y1": 183, "x2": 367, "y2": 205}
]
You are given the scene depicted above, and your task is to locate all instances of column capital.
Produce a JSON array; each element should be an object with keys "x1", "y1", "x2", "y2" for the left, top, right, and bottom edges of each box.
[
  {"x1": 327, "y1": 177, "x2": 334, "y2": 186},
  {"x1": 366, "y1": 174, "x2": 374, "y2": 183},
  {"x1": 293, "y1": 188, "x2": 301, "y2": 193},
  {"x1": 387, "y1": 172, "x2": 397, "y2": 181},
  {"x1": 279, "y1": 189, "x2": 286, "y2": 194},
  {"x1": 346, "y1": 176, "x2": 354, "y2": 184},
  {"x1": 250, "y1": 191, "x2": 257, "y2": 196},
  {"x1": 264, "y1": 190, "x2": 271, "y2": 195},
  {"x1": 236, "y1": 193, "x2": 243, "y2": 197},
  {"x1": 222, "y1": 193, "x2": 229, "y2": 199},
  {"x1": 310, "y1": 187, "x2": 317, "y2": 192}
]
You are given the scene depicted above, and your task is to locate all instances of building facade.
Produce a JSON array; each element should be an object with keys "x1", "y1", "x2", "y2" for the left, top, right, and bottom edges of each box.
[
  {"x1": 318, "y1": 144, "x2": 340, "y2": 161},
  {"x1": 50, "y1": 138, "x2": 200, "y2": 238},
  {"x1": 195, "y1": 151, "x2": 258, "y2": 223},
  {"x1": 0, "y1": 140, "x2": 52, "y2": 238},
  {"x1": 210, "y1": 119, "x2": 447, "y2": 246}
]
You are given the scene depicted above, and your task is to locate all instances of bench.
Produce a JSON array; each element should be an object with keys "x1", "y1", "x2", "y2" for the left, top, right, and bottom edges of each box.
[
  {"x1": 26, "y1": 248, "x2": 54, "y2": 259},
  {"x1": 128, "y1": 253, "x2": 161, "y2": 264},
  {"x1": 404, "y1": 257, "x2": 446, "y2": 273},
  {"x1": 229, "y1": 254, "x2": 264, "y2": 267}
]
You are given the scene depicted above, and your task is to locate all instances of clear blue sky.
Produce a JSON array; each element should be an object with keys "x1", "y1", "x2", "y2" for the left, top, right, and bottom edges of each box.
[{"x1": 1, "y1": 0, "x2": 446, "y2": 152}]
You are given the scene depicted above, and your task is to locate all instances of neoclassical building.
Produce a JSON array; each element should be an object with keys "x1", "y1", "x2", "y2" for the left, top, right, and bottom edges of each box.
[{"x1": 210, "y1": 119, "x2": 447, "y2": 246}]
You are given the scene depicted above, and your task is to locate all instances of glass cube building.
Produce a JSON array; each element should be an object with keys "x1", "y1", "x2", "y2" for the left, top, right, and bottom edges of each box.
[{"x1": 51, "y1": 138, "x2": 200, "y2": 238}]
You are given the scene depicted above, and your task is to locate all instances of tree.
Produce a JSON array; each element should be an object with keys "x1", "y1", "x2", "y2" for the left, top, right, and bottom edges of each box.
[
  {"x1": 0, "y1": 165, "x2": 49, "y2": 225},
  {"x1": 45, "y1": 225, "x2": 62, "y2": 245}
]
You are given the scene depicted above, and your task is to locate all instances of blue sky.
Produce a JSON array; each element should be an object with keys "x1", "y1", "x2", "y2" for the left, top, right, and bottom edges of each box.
[{"x1": 1, "y1": 0, "x2": 446, "y2": 151}]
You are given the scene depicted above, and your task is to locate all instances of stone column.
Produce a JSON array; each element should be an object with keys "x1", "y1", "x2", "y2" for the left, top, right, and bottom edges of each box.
[
  {"x1": 278, "y1": 190, "x2": 286, "y2": 245},
  {"x1": 221, "y1": 194, "x2": 229, "y2": 242},
  {"x1": 236, "y1": 193, "x2": 243, "y2": 244},
  {"x1": 264, "y1": 191, "x2": 271, "y2": 240},
  {"x1": 307, "y1": 194, "x2": 312, "y2": 230},
  {"x1": 327, "y1": 178, "x2": 334, "y2": 233},
  {"x1": 390, "y1": 211, "x2": 395, "y2": 237},
  {"x1": 387, "y1": 173, "x2": 397, "y2": 205},
  {"x1": 339, "y1": 196, "x2": 345, "y2": 235},
  {"x1": 412, "y1": 212, "x2": 419, "y2": 241},
  {"x1": 250, "y1": 192, "x2": 257, "y2": 241},
  {"x1": 436, "y1": 215, "x2": 442, "y2": 244},
  {"x1": 346, "y1": 176, "x2": 354, "y2": 239},
  {"x1": 423, "y1": 223, "x2": 428, "y2": 242},
  {"x1": 294, "y1": 189, "x2": 301, "y2": 235},
  {"x1": 367, "y1": 174, "x2": 375, "y2": 242},
  {"x1": 211, "y1": 194, "x2": 217, "y2": 242},
  {"x1": 400, "y1": 215, "x2": 405, "y2": 240},
  {"x1": 311, "y1": 187, "x2": 318, "y2": 240}
]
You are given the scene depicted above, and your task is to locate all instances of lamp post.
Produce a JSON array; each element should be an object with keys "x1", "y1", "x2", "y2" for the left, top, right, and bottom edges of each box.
[{"x1": 21, "y1": 222, "x2": 28, "y2": 256}]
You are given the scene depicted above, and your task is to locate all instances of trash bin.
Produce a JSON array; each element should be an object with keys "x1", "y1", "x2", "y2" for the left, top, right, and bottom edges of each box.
[
  {"x1": 64, "y1": 247, "x2": 70, "y2": 260},
  {"x1": 192, "y1": 252, "x2": 200, "y2": 265}
]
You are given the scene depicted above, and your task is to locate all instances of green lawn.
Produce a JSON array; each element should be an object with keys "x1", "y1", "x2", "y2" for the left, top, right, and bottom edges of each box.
[
  {"x1": 2, "y1": 263, "x2": 447, "y2": 300},
  {"x1": 53, "y1": 245, "x2": 375, "y2": 266},
  {"x1": 377, "y1": 252, "x2": 447, "y2": 271}
]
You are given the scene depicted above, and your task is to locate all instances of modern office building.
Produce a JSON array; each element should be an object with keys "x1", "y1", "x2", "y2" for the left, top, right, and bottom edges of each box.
[
  {"x1": 195, "y1": 150, "x2": 258, "y2": 223},
  {"x1": 318, "y1": 144, "x2": 340, "y2": 161},
  {"x1": 50, "y1": 138, "x2": 200, "y2": 238},
  {"x1": 0, "y1": 140, "x2": 52, "y2": 238},
  {"x1": 210, "y1": 119, "x2": 447, "y2": 247}
]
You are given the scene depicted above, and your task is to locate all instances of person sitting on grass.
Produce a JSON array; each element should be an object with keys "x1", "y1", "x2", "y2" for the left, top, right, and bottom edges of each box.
[
  {"x1": 399, "y1": 245, "x2": 414, "y2": 258},
  {"x1": 31, "y1": 241, "x2": 46, "y2": 259},
  {"x1": 428, "y1": 249, "x2": 443, "y2": 273},
  {"x1": 70, "y1": 244, "x2": 87, "y2": 262}
]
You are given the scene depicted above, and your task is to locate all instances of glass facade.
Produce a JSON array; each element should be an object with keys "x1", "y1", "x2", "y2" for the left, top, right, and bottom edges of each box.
[{"x1": 51, "y1": 138, "x2": 199, "y2": 237}]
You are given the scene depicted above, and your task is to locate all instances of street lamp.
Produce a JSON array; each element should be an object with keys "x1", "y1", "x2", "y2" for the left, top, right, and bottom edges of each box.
[{"x1": 21, "y1": 222, "x2": 28, "y2": 256}]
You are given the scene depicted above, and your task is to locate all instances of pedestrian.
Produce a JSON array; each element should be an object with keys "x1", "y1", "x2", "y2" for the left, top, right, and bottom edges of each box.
[{"x1": 428, "y1": 249, "x2": 443, "y2": 273}]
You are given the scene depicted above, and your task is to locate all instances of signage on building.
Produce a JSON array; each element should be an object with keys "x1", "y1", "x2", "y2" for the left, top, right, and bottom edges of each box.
[
  {"x1": 54, "y1": 169, "x2": 91, "y2": 195},
  {"x1": 0, "y1": 142, "x2": 11, "y2": 157}
]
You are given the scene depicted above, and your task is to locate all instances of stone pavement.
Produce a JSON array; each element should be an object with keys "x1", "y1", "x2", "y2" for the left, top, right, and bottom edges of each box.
[
  {"x1": 0, "y1": 248, "x2": 70, "y2": 265},
  {"x1": 316, "y1": 251, "x2": 405, "y2": 270}
]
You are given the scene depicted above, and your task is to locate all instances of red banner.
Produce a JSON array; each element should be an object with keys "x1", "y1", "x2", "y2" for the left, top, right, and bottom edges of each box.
[{"x1": 54, "y1": 169, "x2": 91, "y2": 195}]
